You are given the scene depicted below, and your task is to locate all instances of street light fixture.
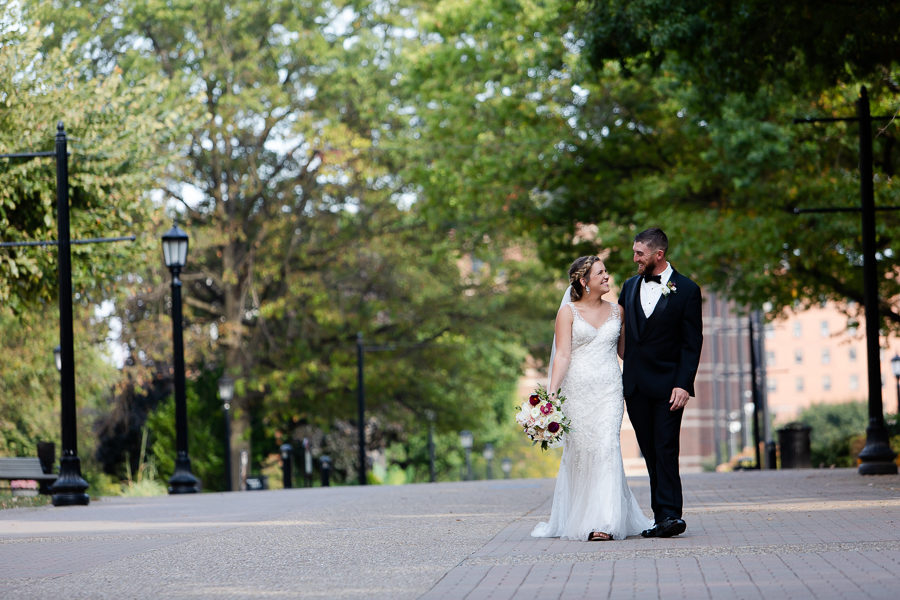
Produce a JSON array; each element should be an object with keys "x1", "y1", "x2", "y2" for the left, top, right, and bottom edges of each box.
[
  {"x1": 483, "y1": 443, "x2": 494, "y2": 480},
  {"x1": 891, "y1": 354, "x2": 900, "y2": 415},
  {"x1": 459, "y1": 430, "x2": 473, "y2": 481},
  {"x1": 218, "y1": 375, "x2": 235, "y2": 492},
  {"x1": 162, "y1": 222, "x2": 199, "y2": 494},
  {"x1": 501, "y1": 457, "x2": 512, "y2": 479}
]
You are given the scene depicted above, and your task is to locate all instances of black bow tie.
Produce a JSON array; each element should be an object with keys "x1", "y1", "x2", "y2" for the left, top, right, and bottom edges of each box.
[{"x1": 643, "y1": 274, "x2": 662, "y2": 284}]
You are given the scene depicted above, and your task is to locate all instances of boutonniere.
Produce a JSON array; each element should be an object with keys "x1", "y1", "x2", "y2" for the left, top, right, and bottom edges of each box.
[{"x1": 661, "y1": 280, "x2": 677, "y2": 296}]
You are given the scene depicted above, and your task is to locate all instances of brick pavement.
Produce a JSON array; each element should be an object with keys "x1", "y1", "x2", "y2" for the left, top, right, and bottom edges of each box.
[
  {"x1": 0, "y1": 469, "x2": 898, "y2": 599},
  {"x1": 422, "y1": 470, "x2": 900, "y2": 600}
]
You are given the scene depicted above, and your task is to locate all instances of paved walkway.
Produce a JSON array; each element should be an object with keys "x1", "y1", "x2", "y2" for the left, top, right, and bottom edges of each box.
[{"x1": 0, "y1": 469, "x2": 898, "y2": 599}]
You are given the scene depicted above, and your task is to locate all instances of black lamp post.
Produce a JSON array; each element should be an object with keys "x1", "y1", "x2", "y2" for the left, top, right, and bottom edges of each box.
[
  {"x1": 891, "y1": 354, "x2": 900, "y2": 416},
  {"x1": 218, "y1": 375, "x2": 234, "y2": 492},
  {"x1": 483, "y1": 443, "x2": 494, "y2": 480},
  {"x1": 501, "y1": 457, "x2": 512, "y2": 479},
  {"x1": 459, "y1": 430, "x2": 473, "y2": 481},
  {"x1": 4, "y1": 123, "x2": 135, "y2": 506},
  {"x1": 48, "y1": 123, "x2": 89, "y2": 507},
  {"x1": 162, "y1": 222, "x2": 199, "y2": 494}
]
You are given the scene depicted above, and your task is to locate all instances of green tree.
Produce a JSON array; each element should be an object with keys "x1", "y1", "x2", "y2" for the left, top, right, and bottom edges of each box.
[
  {"x1": 147, "y1": 368, "x2": 227, "y2": 491},
  {"x1": 393, "y1": 0, "x2": 900, "y2": 339},
  {"x1": 0, "y1": 4, "x2": 188, "y2": 488},
  {"x1": 0, "y1": 305, "x2": 120, "y2": 471},
  {"x1": 584, "y1": 1, "x2": 900, "y2": 101},
  {"x1": 575, "y1": 0, "x2": 900, "y2": 330},
  {"x1": 0, "y1": 7, "x2": 190, "y2": 311},
  {"x1": 29, "y1": 0, "x2": 558, "y2": 485}
]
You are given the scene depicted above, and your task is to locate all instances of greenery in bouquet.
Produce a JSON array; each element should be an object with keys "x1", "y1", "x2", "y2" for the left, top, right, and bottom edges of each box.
[{"x1": 515, "y1": 384, "x2": 571, "y2": 450}]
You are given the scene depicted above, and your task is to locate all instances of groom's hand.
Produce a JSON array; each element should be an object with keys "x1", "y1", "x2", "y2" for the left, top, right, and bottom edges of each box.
[{"x1": 669, "y1": 387, "x2": 689, "y2": 411}]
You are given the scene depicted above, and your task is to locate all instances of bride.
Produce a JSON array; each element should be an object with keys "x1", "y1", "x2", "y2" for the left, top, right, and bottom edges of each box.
[{"x1": 531, "y1": 255, "x2": 653, "y2": 541}]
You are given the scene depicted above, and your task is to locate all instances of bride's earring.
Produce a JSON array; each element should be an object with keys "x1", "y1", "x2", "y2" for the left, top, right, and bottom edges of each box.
[{"x1": 585, "y1": 285, "x2": 591, "y2": 295}]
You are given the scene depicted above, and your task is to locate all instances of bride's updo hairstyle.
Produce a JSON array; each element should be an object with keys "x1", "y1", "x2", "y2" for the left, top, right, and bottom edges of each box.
[{"x1": 568, "y1": 255, "x2": 600, "y2": 301}]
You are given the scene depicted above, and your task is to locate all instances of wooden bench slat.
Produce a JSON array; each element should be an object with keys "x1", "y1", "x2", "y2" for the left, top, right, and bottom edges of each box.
[{"x1": 0, "y1": 457, "x2": 58, "y2": 481}]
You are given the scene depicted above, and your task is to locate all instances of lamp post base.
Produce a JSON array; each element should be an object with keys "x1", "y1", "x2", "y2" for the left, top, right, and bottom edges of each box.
[
  {"x1": 168, "y1": 456, "x2": 200, "y2": 494},
  {"x1": 857, "y1": 424, "x2": 898, "y2": 475},
  {"x1": 50, "y1": 455, "x2": 90, "y2": 506}
]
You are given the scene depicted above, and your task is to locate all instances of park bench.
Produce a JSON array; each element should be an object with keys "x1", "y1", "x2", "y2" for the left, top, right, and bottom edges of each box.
[{"x1": 0, "y1": 454, "x2": 58, "y2": 495}]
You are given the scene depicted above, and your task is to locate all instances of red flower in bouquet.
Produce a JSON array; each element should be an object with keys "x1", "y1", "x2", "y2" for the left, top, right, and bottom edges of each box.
[{"x1": 529, "y1": 394, "x2": 541, "y2": 406}]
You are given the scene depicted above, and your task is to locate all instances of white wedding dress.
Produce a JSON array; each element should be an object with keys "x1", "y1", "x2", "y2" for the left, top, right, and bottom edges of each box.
[{"x1": 531, "y1": 301, "x2": 653, "y2": 541}]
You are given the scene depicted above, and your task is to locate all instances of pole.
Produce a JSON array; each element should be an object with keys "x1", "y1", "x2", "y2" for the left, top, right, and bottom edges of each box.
[
  {"x1": 427, "y1": 413, "x2": 436, "y2": 483},
  {"x1": 748, "y1": 315, "x2": 762, "y2": 469},
  {"x1": 710, "y1": 297, "x2": 722, "y2": 466},
  {"x1": 168, "y1": 265, "x2": 200, "y2": 493},
  {"x1": 855, "y1": 87, "x2": 898, "y2": 475},
  {"x1": 280, "y1": 444, "x2": 293, "y2": 489},
  {"x1": 49, "y1": 122, "x2": 89, "y2": 506},
  {"x1": 223, "y1": 404, "x2": 233, "y2": 492},
  {"x1": 357, "y1": 332, "x2": 367, "y2": 485}
]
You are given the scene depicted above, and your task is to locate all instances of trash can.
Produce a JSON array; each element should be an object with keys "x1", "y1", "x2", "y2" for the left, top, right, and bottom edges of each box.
[{"x1": 777, "y1": 422, "x2": 812, "y2": 468}]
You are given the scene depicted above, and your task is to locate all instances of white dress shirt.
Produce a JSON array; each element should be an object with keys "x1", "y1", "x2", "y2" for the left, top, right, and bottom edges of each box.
[{"x1": 639, "y1": 262, "x2": 673, "y2": 318}]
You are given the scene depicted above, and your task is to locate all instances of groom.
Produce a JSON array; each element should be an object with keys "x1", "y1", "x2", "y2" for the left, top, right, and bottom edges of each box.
[{"x1": 618, "y1": 227, "x2": 703, "y2": 538}]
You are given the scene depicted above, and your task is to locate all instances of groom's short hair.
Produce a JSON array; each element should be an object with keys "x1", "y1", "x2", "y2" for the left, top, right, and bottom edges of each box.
[{"x1": 635, "y1": 227, "x2": 668, "y2": 255}]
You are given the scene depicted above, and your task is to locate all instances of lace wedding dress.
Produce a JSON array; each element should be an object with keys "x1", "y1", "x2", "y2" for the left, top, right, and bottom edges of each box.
[{"x1": 531, "y1": 302, "x2": 653, "y2": 541}]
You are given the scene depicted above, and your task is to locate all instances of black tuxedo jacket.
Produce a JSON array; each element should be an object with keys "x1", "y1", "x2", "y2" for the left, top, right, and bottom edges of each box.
[{"x1": 618, "y1": 270, "x2": 703, "y2": 401}]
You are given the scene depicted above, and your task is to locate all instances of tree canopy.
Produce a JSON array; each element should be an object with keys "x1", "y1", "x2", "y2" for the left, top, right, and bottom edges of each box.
[
  {"x1": 21, "y1": 0, "x2": 559, "y2": 484},
  {"x1": 5, "y1": 0, "x2": 900, "y2": 486},
  {"x1": 585, "y1": 0, "x2": 900, "y2": 102},
  {"x1": 0, "y1": 8, "x2": 189, "y2": 312}
]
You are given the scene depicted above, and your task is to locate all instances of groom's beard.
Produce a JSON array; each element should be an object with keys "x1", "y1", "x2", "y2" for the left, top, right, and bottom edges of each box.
[{"x1": 636, "y1": 256, "x2": 659, "y2": 276}]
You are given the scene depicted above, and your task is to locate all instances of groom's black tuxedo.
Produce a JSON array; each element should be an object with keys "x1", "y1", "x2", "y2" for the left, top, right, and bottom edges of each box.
[
  {"x1": 620, "y1": 270, "x2": 703, "y2": 401},
  {"x1": 618, "y1": 269, "x2": 702, "y2": 522}
]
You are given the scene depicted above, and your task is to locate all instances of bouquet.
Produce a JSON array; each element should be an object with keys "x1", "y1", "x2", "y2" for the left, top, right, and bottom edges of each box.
[{"x1": 515, "y1": 384, "x2": 571, "y2": 450}]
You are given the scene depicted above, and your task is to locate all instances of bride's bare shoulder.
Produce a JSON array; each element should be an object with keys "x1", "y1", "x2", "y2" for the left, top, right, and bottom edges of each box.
[{"x1": 557, "y1": 302, "x2": 575, "y2": 319}]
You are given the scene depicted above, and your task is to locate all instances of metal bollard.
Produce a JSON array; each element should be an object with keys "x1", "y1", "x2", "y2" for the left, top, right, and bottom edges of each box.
[
  {"x1": 280, "y1": 443, "x2": 293, "y2": 489},
  {"x1": 303, "y1": 438, "x2": 313, "y2": 487},
  {"x1": 320, "y1": 455, "x2": 331, "y2": 487},
  {"x1": 766, "y1": 441, "x2": 777, "y2": 469}
]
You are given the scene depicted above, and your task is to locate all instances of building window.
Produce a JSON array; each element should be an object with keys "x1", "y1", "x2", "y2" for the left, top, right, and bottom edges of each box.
[
  {"x1": 765, "y1": 324, "x2": 775, "y2": 340},
  {"x1": 823, "y1": 375, "x2": 832, "y2": 391},
  {"x1": 820, "y1": 321, "x2": 830, "y2": 337},
  {"x1": 767, "y1": 379, "x2": 777, "y2": 393},
  {"x1": 821, "y1": 348, "x2": 830, "y2": 364},
  {"x1": 849, "y1": 374, "x2": 859, "y2": 391},
  {"x1": 794, "y1": 349, "x2": 803, "y2": 364},
  {"x1": 795, "y1": 377, "x2": 805, "y2": 392},
  {"x1": 849, "y1": 347, "x2": 857, "y2": 361},
  {"x1": 792, "y1": 322, "x2": 802, "y2": 338},
  {"x1": 765, "y1": 350, "x2": 775, "y2": 364}
]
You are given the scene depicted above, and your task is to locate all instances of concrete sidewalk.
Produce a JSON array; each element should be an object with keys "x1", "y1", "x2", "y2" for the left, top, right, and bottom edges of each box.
[{"x1": 0, "y1": 469, "x2": 898, "y2": 599}]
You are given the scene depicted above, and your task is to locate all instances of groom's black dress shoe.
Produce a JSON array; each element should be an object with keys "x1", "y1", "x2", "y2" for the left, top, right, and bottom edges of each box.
[{"x1": 641, "y1": 517, "x2": 686, "y2": 538}]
